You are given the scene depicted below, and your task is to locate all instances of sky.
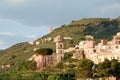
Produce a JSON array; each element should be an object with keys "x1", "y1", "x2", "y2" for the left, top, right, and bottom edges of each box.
[{"x1": 0, "y1": 0, "x2": 120, "y2": 49}]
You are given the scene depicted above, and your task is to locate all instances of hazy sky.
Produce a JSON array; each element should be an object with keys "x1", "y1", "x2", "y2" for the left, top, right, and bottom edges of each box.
[{"x1": 0, "y1": 0, "x2": 120, "y2": 49}]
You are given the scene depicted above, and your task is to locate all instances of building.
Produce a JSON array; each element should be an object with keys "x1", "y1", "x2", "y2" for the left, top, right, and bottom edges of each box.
[
  {"x1": 74, "y1": 33, "x2": 120, "y2": 64},
  {"x1": 86, "y1": 33, "x2": 120, "y2": 64},
  {"x1": 72, "y1": 49, "x2": 85, "y2": 59},
  {"x1": 29, "y1": 32, "x2": 120, "y2": 70},
  {"x1": 54, "y1": 35, "x2": 64, "y2": 54},
  {"x1": 29, "y1": 35, "x2": 65, "y2": 70},
  {"x1": 54, "y1": 35, "x2": 65, "y2": 63}
]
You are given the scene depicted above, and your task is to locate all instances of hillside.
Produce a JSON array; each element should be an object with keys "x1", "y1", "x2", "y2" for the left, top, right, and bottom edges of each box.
[
  {"x1": 38, "y1": 18, "x2": 120, "y2": 45},
  {"x1": 0, "y1": 17, "x2": 120, "y2": 74}
]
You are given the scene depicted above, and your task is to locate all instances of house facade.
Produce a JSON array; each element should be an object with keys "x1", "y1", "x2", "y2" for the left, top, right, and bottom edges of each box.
[{"x1": 73, "y1": 33, "x2": 120, "y2": 64}]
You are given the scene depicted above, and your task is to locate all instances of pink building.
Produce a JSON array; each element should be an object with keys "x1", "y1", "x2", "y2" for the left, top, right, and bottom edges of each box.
[
  {"x1": 85, "y1": 40, "x2": 94, "y2": 48},
  {"x1": 30, "y1": 54, "x2": 43, "y2": 70}
]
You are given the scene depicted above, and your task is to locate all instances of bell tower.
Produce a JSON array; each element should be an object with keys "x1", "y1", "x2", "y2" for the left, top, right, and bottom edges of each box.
[
  {"x1": 54, "y1": 35, "x2": 64, "y2": 63},
  {"x1": 50, "y1": 26, "x2": 53, "y2": 33},
  {"x1": 54, "y1": 35, "x2": 64, "y2": 54}
]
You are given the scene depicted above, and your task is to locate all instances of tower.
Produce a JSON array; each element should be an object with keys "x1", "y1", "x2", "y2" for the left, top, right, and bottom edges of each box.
[
  {"x1": 54, "y1": 35, "x2": 64, "y2": 63},
  {"x1": 54, "y1": 35, "x2": 64, "y2": 54},
  {"x1": 50, "y1": 26, "x2": 53, "y2": 33}
]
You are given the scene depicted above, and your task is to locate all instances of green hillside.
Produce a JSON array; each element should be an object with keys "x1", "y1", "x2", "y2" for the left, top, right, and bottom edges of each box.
[
  {"x1": 0, "y1": 50, "x2": 5, "y2": 56},
  {"x1": 39, "y1": 18, "x2": 120, "y2": 45},
  {"x1": 0, "y1": 17, "x2": 120, "y2": 74}
]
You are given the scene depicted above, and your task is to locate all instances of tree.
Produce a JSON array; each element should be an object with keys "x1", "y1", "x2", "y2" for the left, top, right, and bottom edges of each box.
[
  {"x1": 17, "y1": 60, "x2": 36, "y2": 72},
  {"x1": 97, "y1": 59, "x2": 111, "y2": 77},
  {"x1": 96, "y1": 59, "x2": 120, "y2": 78},
  {"x1": 68, "y1": 64, "x2": 76, "y2": 68},
  {"x1": 63, "y1": 52, "x2": 73, "y2": 61},
  {"x1": 0, "y1": 74, "x2": 11, "y2": 80},
  {"x1": 110, "y1": 59, "x2": 120, "y2": 78},
  {"x1": 56, "y1": 62, "x2": 64, "y2": 69},
  {"x1": 47, "y1": 75, "x2": 60, "y2": 80},
  {"x1": 35, "y1": 48, "x2": 53, "y2": 56},
  {"x1": 76, "y1": 58, "x2": 94, "y2": 78},
  {"x1": 24, "y1": 61, "x2": 36, "y2": 70}
]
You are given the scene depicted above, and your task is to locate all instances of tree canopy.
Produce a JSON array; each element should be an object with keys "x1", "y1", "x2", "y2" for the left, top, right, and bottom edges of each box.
[
  {"x1": 35, "y1": 48, "x2": 53, "y2": 55},
  {"x1": 96, "y1": 59, "x2": 120, "y2": 77},
  {"x1": 76, "y1": 58, "x2": 94, "y2": 78}
]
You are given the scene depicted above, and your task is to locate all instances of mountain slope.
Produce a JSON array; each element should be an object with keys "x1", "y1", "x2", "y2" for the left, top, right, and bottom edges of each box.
[
  {"x1": 0, "y1": 17, "x2": 120, "y2": 74},
  {"x1": 38, "y1": 18, "x2": 120, "y2": 45}
]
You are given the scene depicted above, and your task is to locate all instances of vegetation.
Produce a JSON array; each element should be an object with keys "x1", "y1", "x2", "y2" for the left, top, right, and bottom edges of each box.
[
  {"x1": 56, "y1": 62, "x2": 64, "y2": 69},
  {"x1": 0, "y1": 17, "x2": 120, "y2": 79},
  {"x1": 0, "y1": 18, "x2": 120, "y2": 70},
  {"x1": 18, "y1": 60, "x2": 36, "y2": 71},
  {"x1": 63, "y1": 52, "x2": 73, "y2": 61},
  {"x1": 35, "y1": 48, "x2": 53, "y2": 55},
  {"x1": 0, "y1": 57, "x2": 120, "y2": 79},
  {"x1": 96, "y1": 59, "x2": 120, "y2": 78},
  {"x1": 76, "y1": 58, "x2": 94, "y2": 78}
]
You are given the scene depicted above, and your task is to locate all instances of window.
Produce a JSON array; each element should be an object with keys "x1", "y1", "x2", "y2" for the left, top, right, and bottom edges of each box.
[
  {"x1": 51, "y1": 57, "x2": 53, "y2": 61},
  {"x1": 59, "y1": 44, "x2": 63, "y2": 48},
  {"x1": 119, "y1": 41, "x2": 120, "y2": 44},
  {"x1": 60, "y1": 50, "x2": 63, "y2": 53},
  {"x1": 116, "y1": 46, "x2": 119, "y2": 49},
  {"x1": 94, "y1": 49, "x2": 96, "y2": 53}
]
